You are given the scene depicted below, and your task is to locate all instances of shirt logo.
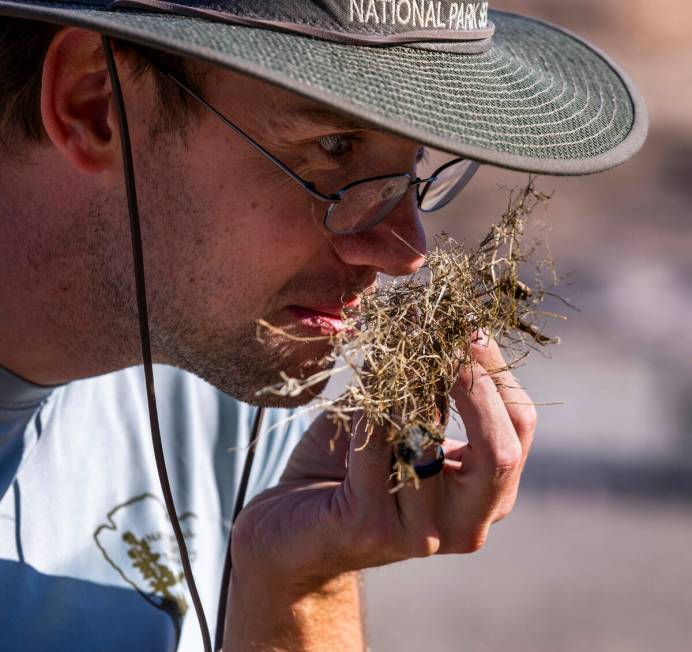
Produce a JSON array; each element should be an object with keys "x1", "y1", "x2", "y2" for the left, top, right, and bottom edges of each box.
[{"x1": 94, "y1": 493, "x2": 197, "y2": 635}]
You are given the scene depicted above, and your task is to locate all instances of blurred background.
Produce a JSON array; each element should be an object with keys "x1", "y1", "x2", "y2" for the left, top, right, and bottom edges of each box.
[{"x1": 364, "y1": 1, "x2": 692, "y2": 650}]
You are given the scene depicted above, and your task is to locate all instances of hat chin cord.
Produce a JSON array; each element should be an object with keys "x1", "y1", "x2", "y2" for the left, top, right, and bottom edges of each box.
[{"x1": 102, "y1": 35, "x2": 261, "y2": 652}]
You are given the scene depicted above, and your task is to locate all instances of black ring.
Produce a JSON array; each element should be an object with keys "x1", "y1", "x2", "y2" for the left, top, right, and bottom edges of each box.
[{"x1": 413, "y1": 445, "x2": 445, "y2": 479}]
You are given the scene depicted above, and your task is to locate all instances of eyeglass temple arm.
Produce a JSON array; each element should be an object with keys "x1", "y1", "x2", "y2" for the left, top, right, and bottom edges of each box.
[{"x1": 161, "y1": 71, "x2": 338, "y2": 203}]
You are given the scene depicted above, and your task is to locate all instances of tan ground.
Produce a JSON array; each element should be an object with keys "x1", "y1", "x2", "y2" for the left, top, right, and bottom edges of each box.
[{"x1": 366, "y1": 493, "x2": 692, "y2": 651}]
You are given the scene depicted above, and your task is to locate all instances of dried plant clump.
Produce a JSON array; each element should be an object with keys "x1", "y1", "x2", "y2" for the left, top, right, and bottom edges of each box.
[{"x1": 259, "y1": 180, "x2": 566, "y2": 488}]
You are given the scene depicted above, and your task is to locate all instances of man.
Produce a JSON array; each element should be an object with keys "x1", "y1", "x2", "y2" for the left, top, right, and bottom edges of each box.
[{"x1": 0, "y1": 1, "x2": 647, "y2": 650}]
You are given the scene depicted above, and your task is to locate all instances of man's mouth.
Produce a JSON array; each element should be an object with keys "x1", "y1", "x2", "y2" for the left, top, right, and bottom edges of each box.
[{"x1": 287, "y1": 300, "x2": 359, "y2": 334}]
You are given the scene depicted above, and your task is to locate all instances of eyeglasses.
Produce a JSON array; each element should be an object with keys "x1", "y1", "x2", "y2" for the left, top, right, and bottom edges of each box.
[{"x1": 155, "y1": 65, "x2": 480, "y2": 235}]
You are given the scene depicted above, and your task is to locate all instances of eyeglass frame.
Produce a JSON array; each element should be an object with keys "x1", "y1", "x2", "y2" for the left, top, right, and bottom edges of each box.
[{"x1": 151, "y1": 63, "x2": 479, "y2": 235}]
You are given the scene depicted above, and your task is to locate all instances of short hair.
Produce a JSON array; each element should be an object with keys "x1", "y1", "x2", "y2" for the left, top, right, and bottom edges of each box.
[{"x1": 0, "y1": 17, "x2": 203, "y2": 152}]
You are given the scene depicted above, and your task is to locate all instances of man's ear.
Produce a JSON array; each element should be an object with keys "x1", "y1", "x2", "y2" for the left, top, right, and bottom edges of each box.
[{"x1": 41, "y1": 28, "x2": 121, "y2": 175}]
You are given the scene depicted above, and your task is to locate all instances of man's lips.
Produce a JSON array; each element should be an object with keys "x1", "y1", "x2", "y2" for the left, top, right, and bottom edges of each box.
[
  {"x1": 289, "y1": 297, "x2": 360, "y2": 319},
  {"x1": 296, "y1": 306, "x2": 348, "y2": 319},
  {"x1": 288, "y1": 306, "x2": 345, "y2": 321},
  {"x1": 286, "y1": 302, "x2": 359, "y2": 334}
]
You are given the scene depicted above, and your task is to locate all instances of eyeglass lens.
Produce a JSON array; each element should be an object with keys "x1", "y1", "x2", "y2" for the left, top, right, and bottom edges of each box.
[
  {"x1": 325, "y1": 176, "x2": 412, "y2": 235},
  {"x1": 325, "y1": 158, "x2": 479, "y2": 235},
  {"x1": 418, "y1": 159, "x2": 478, "y2": 212}
]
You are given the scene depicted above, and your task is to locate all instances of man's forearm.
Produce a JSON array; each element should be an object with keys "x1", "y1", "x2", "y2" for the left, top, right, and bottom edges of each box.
[{"x1": 225, "y1": 569, "x2": 366, "y2": 651}]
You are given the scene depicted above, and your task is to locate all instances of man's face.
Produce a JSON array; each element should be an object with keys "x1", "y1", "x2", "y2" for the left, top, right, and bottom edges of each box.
[{"x1": 122, "y1": 66, "x2": 427, "y2": 406}]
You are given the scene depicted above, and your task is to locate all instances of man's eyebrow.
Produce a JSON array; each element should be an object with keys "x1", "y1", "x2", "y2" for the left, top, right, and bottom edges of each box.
[{"x1": 287, "y1": 107, "x2": 381, "y2": 132}]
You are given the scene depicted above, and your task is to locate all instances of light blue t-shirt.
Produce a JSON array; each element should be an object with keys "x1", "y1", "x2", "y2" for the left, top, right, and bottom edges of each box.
[{"x1": 0, "y1": 364, "x2": 312, "y2": 651}]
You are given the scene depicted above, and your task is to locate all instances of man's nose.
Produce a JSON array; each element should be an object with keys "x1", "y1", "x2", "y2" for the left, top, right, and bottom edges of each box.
[{"x1": 329, "y1": 191, "x2": 427, "y2": 277}]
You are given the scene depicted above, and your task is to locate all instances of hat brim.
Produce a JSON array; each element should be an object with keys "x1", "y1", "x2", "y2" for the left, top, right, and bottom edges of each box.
[{"x1": 0, "y1": 1, "x2": 648, "y2": 175}]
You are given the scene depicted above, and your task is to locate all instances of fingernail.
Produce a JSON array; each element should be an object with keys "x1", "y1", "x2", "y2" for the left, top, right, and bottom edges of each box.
[{"x1": 471, "y1": 328, "x2": 489, "y2": 347}]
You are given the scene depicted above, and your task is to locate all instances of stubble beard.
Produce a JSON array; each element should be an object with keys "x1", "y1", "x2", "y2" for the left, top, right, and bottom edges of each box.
[{"x1": 154, "y1": 316, "x2": 337, "y2": 408}]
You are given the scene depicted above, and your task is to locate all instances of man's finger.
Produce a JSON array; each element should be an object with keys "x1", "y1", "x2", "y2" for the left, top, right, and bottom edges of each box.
[
  {"x1": 438, "y1": 334, "x2": 538, "y2": 543},
  {"x1": 346, "y1": 414, "x2": 447, "y2": 558},
  {"x1": 346, "y1": 412, "x2": 395, "y2": 498},
  {"x1": 450, "y1": 337, "x2": 523, "y2": 474},
  {"x1": 394, "y1": 443, "x2": 445, "y2": 557},
  {"x1": 465, "y1": 333, "x2": 537, "y2": 466}
]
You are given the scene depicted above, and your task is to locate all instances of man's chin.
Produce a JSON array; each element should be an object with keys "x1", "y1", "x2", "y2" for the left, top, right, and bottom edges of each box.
[
  {"x1": 182, "y1": 341, "x2": 335, "y2": 408},
  {"x1": 162, "y1": 315, "x2": 338, "y2": 408}
]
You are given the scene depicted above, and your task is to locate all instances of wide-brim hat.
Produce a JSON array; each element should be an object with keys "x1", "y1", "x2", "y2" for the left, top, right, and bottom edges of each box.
[{"x1": 0, "y1": 0, "x2": 648, "y2": 175}]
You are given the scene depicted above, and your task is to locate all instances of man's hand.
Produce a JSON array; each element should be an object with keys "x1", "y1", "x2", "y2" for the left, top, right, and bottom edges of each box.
[{"x1": 226, "y1": 334, "x2": 536, "y2": 650}]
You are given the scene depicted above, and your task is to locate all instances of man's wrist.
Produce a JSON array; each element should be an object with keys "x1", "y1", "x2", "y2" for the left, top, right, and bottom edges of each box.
[
  {"x1": 227, "y1": 568, "x2": 365, "y2": 651},
  {"x1": 231, "y1": 558, "x2": 356, "y2": 606}
]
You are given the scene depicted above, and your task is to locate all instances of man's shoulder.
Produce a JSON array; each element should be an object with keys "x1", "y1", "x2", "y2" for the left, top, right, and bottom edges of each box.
[
  {"x1": 48, "y1": 364, "x2": 313, "y2": 456},
  {"x1": 51, "y1": 364, "x2": 249, "y2": 432},
  {"x1": 43, "y1": 364, "x2": 315, "y2": 502},
  {"x1": 56, "y1": 364, "x2": 228, "y2": 408}
]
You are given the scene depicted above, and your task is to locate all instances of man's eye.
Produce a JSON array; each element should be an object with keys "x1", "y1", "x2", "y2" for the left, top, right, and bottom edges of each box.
[
  {"x1": 415, "y1": 146, "x2": 431, "y2": 175},
  {"x1": 317, "y1": 133, "x2": 355, "y2": 156}
]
